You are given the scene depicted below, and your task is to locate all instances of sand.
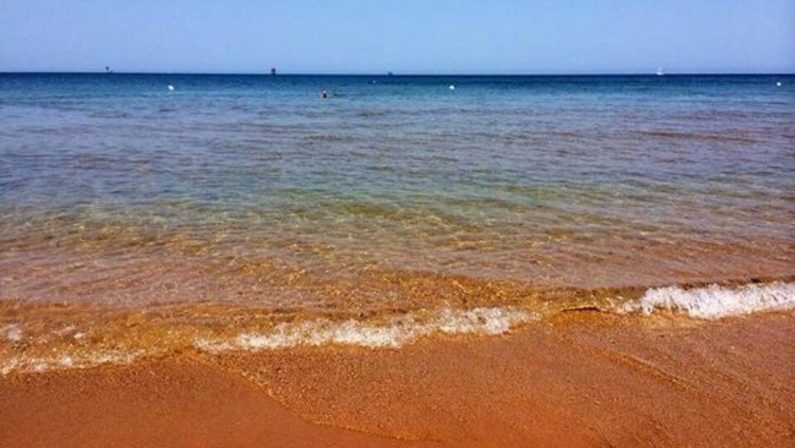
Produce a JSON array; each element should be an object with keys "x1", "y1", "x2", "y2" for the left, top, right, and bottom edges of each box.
[{"x1": 1, "y1": 311, "x2": 793, "y2": 448}]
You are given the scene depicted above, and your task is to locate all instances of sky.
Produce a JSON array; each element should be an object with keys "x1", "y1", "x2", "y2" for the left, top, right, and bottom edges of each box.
[{"x1": 0, "y1": 0, "x2": 793, "y2": 74}]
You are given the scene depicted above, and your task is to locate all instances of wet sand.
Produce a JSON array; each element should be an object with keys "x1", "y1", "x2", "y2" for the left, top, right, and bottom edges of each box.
[{"x1": 1, "y1": 311, "x2": 793, "y2": 448}]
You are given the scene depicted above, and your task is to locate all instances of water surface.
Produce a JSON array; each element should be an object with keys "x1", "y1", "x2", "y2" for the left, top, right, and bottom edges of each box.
[{"x1": 1, "y1": 74, "x2": 794, "y2": 371}]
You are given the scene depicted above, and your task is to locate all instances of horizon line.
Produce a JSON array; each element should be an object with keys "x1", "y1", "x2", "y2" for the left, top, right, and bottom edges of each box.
[{"x1": 1, "y1": 70, "x2": 794, "y2": 77}]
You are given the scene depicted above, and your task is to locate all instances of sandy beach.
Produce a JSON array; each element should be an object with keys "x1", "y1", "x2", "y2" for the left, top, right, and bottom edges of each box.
[
  {"x1": 2, "y1": 73, "x2": 794, "y2": 447},
  {"x1": 2, "y1": 2, "x2": 794, "y2": 446},
  {"x1": 2, "y1": 310, "x2": 792, "y2": 448}
]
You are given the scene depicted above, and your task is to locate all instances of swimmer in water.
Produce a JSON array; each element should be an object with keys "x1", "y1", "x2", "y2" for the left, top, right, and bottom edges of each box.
[
  {"x1": 320, "y1": 90, "x2": 328, "y2": 99},
  {"x1": 333, "y1": 89, "x2": 339, "y2": 98}
]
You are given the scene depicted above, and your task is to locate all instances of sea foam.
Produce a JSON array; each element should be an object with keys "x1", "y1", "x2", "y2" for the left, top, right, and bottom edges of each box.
[
  {"x1": 2, "y1": 324, "x2": 22, "y2": 343},
  {"x1": 3, "y1": 282, "x2": 793, "y2": 375},
  {"x1": 619, "y1": 281, "x2": 795, "y2": 319},
  {"x1": 196, "y1": 283, "x2": 795, "y2": 354},
  {"x1": 197, "y1": 306, "x2": 535, "y2": 352},
  {"x1": 0, "y1": 349, "x2": 147, "y2": 376}
]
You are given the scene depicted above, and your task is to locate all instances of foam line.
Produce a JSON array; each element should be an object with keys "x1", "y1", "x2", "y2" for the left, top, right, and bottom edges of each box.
[
  {"x1": 198, "y1": 306, "x2": 535, "y2": 352},
  {"x1": 619, "y1": 281, "x2": 795, "y2": 319}
]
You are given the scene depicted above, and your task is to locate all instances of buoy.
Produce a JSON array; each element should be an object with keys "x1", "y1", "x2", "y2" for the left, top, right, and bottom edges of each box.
[
  {"x1": 167, "y1": 85, "x2": 175, "y2": 91},
  {"x1": 448, "y1": 84, "x2": 456, "y2": 91},
  {"x1": 776, "y1": 81, "x2": 782, "y2": 87}
]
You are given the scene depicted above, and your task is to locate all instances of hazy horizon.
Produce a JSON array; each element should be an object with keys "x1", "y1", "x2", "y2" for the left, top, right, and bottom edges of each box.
[
  {"x1": 1, "y1": 1, "x2": 793, "y2": 74},
  {"x1": 2, "y1": 71, "x2": 794, "y2": 76}
]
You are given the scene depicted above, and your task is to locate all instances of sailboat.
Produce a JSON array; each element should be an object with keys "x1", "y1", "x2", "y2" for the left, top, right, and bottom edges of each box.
[{"x1": 656, "y1": 67, "x2": 664, "y2": 76}]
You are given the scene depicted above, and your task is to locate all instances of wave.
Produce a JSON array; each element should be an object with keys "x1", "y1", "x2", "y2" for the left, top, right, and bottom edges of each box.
[
  {"x1": 2, "y1": 281, "x2": 793, "y2": 375},
  {"x1": 195, "y1": 306, "x2": 536, "y2": 352},
  {"x1": 197, "y1": 282, "x2": 795, "y2": 354},
  {"x1": 0, "y1": 350, "x2": 149, "y2": 376},
  {"x1": 1, "y1": 307, "x2": 534, "y2": 375},
  {"x1": 618, "y1": 281, "x2": 795, "y2": 319}
]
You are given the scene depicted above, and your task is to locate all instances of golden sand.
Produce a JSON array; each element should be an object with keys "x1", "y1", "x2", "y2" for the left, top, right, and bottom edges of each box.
[{"x1": 2, "y1": 311, "x2": 793, "y2": 447}]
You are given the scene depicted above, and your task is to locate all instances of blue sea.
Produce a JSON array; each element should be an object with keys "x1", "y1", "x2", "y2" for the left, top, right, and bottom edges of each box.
[{"x1": 0, "y1": 74, "x2": 793, "y2": 371}]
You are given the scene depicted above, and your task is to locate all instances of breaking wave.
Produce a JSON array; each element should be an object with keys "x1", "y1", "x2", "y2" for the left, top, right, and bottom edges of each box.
[
  {"x1": 195, "y1": 306, "x2": 536, "y2": 352},
  {"x1": 2, "y1": 281, "x2": 794, "y2": 375},
  {"x1": 619, "y1": 281, "x2": 795, "y2": 319}
]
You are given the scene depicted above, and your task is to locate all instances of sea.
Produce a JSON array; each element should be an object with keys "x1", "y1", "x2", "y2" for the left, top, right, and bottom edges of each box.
[{"x1": 0, "y1": 73, "x2": 793, "y2": 373}]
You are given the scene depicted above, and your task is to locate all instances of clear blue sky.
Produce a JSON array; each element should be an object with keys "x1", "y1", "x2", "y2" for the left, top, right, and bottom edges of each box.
[{"x1": 1, "y1": 0, "x2": 792, "y2": 74}]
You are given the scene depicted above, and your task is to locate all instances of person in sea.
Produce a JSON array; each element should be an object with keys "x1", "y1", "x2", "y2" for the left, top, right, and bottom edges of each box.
[{"x1": 319, "y1": 89, "x2": 340, "y2": 99}]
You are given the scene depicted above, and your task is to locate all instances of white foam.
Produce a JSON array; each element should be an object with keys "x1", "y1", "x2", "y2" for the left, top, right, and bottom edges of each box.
[
  {"x1": 4, "y1": 282, "x2": 792, "y2": 376},
  {"x1": 0, "y1": 356, "x2": 21, "y2": 376},
  {"x1": 192, "y1": 338, "x2": 234, "y2": 354},
  {"x1": 0, "y1": 349, "x2": 148, "y2": 376},
  {"x1": 620, "y1": 282, "x2": 795, "y2": 319},
  {"x1": 197, "y1": 306, "x2": 534, "y2": 352},
  {"x1": 3, "y1": 324, "x2": 22, "y2": 343}
]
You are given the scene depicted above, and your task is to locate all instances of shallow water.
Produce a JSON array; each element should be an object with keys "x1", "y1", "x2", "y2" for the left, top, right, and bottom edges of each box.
[{"x1": 1, "y1": 74, "x2": 793, "y2": 372}]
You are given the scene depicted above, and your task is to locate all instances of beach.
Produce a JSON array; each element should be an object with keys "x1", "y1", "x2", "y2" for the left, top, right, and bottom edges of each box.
[
  {"x1": 2, "y1": 310, "x2": 793, "y2": 447},
  {"x1": 1, "y1": 73, "x2": 793, "y2": 446}
]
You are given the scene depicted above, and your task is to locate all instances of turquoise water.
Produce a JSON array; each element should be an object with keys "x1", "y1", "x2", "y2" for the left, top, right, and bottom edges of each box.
[{"x1": 1, "y1": 74, "x2": 793, "y2": 307}]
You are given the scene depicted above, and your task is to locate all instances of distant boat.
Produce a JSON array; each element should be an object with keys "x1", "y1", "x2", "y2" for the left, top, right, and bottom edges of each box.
[
  {"x1": 271, "y1": 67, "x2": 277, "y2": 76},
  {"x1": 656, "y1": 67, "x2": 665, "y2": 76},
  {"x1": 387, "y1": 71, "x2": 394, "y2": 76}
]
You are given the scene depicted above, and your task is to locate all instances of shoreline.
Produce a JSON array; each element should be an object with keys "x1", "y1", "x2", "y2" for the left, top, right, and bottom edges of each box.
[
  {"x1": 2, "y1": 278, "x2": 793, "y2": 376},
  {"x1": 2, "y1": 310, "x2": 793, "y2": 447},
  {"x1": 2, "y1": 69, "x2": 793, "y2": 448}
]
